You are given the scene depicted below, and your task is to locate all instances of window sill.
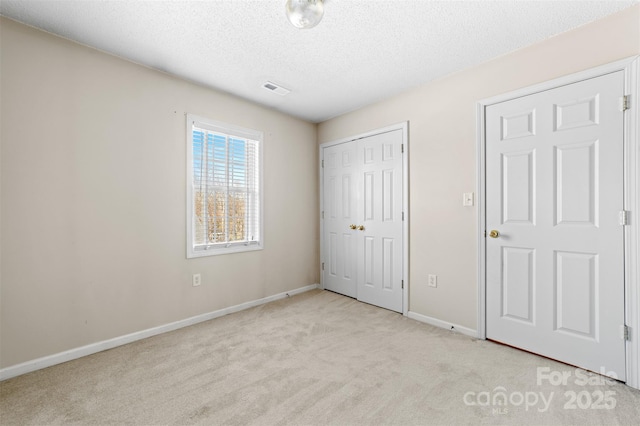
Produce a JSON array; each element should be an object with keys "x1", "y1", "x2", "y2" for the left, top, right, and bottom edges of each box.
[{"x1": 187, "y1": 242, "x2": 263, "y2": 258}]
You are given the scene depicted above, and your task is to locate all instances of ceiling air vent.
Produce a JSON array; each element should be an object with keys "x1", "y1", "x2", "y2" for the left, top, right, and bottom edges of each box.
[{"x1": 262, "y1": 81, "x2": 290, "y2": 96}]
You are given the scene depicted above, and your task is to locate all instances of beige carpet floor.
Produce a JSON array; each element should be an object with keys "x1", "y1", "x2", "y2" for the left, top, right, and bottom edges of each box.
[{"x1": 1, "y1": 289, "x2": 640, "y2": 425}]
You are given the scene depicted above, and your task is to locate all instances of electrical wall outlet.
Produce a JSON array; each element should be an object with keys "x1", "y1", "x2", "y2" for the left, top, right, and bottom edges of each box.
[
  {"x1": 428, "y1": 274, "x2": 438, "y2": 288},
  {"x1": 192, "y1": 273, "x2": 201, "y2": 287}
]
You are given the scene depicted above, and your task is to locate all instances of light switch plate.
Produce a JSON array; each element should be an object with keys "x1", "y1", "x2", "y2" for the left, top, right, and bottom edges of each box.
[{"x1": 463, "y1": 192, "x2": 474, "y2": 206}]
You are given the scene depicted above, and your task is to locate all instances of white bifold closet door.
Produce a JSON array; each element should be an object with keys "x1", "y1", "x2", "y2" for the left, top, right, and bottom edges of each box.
[
  {"x1": 485, "y1": 71, "x2": 626, "y2": 380},
  {"x1": 323, "y1": 129, "x2": 403, "y2": 313}
]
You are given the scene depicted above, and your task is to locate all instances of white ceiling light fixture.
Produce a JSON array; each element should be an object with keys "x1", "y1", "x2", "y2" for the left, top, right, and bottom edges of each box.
[{"x1": 285, "y1": 0, "x2": 324, "y2": 29}]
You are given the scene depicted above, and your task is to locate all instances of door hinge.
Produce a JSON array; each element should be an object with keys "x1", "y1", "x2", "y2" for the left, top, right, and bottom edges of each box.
[
  {"x1": 401, "y1": 144, "x2": 404, "y2": 153},
  {"x1": 620, "y1": 95, "x2": 630, "y2": 111},
  {"x1": 322, "y1": 211, "x2": 324, "y2": 219},
  {"x1": 322, "y1": 262, "x2": 324, "y2": 271},
  {"x1": 621, "y1": 324, "x2": 629, "y2": 341},
  {"x1": 401, "y1": 280, "x2": 404, "y2": 289},
  {"x1": 321, "y1": 159, "x2": 324, "y2": 168},
  {"x1": 619, "y1": 210, "x2": 629, "y2": 226},
  {"x1": 402, "y1": 212, "x2": 404, "y2": 221}
]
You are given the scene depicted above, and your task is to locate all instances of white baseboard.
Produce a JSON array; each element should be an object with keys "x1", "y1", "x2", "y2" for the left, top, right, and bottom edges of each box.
[
  {"x1": 407, "y1": 311, "x2": 478, "y2": 338},
  {"x1": 0, "y1": 283, "x2": 319, "y2": 381}
]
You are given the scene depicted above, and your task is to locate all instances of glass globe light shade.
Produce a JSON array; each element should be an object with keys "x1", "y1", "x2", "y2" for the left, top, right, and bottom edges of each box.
[{"x1": 285, "y1": 0, "x2": 324, "y2": 29}]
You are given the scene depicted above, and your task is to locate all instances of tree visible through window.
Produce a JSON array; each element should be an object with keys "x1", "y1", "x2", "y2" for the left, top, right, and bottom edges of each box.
[{"x1": 187, "y1": 115, "x2": 262, "y2": 257}]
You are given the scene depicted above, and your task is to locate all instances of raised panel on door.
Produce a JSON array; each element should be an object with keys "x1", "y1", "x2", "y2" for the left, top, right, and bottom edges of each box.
[
  {"x1": 355, "y1": 130, "x2": 403, "y2": 312},
  {"x1": 502, "y1": 149, "x2": 536, "y2": 225},
  {"x1": 486, "y1": 71, "x2": 625, "y2": 380},
  {"x1": 554, "y1": 251, "x2": 598, "y2": 340},
  {"x1": 555, "y1": 140, "x2": 598, "y2": 226},
  {"x1": 501, "y1": 246, "x2": 536, "y2": 324},
  {"x1": 323, "y1": 143, "x2": 357, "y2": 298}
]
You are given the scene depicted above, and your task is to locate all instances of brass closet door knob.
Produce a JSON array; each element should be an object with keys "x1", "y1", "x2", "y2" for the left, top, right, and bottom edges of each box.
[
  {"x1": 489, "y1": 230, "x2": 500, "y2": 238},
  {"x1": 358, "y1": 225, "x2": 365, "y2": 231},
  {"x1": 349, "y1": 224, "x2": 357, "y2": 230}
]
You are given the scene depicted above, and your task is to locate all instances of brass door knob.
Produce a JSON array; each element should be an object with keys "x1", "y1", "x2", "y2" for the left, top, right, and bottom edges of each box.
[
  {"x1": 349, "y1": 224, "x2": 357, "y2": 230},
  {"x1": 358, "y1": 225, "x2": 365, "y2": 231},
  {"x1": 489, "y1": 230, "x2": 500, "y2": 238}
]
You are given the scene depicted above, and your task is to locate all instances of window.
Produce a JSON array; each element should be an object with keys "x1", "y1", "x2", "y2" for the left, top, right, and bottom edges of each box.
[{"x1": 186, "y1": 114, "x2": 262, "y2": 257}]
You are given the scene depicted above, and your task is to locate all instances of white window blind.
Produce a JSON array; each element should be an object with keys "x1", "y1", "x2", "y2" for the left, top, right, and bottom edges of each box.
[{"x1": 187, "y1": 115, "x2": 262, "y2": 257}]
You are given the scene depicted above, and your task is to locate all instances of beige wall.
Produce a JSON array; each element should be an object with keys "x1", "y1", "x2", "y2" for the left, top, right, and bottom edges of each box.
[
  {"x1": 318, "y1": 6, "x2": 640, "y2": 330},
  {"x1": 0, "y1": 18, "x2": 319, "y2": 368}
]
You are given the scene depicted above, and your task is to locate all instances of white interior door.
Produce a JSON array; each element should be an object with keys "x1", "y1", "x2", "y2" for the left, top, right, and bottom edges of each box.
[
  {"x1": 323, "y1": 142, "x2": 357, "y2": 298},
  {"x1": 322, "y1": 129, "x2": 404, "y2": 312},
  {"x1": 485, "y1": 71, "x2": 626, "y2": 380},
  {"x1": 356, "y1": 130, "x2": 404, "y2": 312}
]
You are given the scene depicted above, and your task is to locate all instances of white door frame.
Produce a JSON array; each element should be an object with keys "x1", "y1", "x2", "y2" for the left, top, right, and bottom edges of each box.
[
  {"x1": 476, "y1": 56, "x2": 640, "y2": 390},
  {"x1": 319, "y1": 122, "x2": 410, "y2": 316}
]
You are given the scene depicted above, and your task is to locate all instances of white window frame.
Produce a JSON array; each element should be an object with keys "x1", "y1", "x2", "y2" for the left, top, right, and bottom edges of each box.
[{"x1": 186, "y1": 114, "x2": 263, "y2": 258}]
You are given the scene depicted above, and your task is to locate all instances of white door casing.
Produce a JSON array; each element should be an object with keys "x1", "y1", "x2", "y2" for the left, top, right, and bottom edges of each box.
[{"x1": 321, "y1": 124, "x2": 408, "y2": 314}]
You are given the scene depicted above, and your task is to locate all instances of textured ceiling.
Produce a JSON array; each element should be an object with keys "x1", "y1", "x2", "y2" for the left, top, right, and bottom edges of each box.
[{"x1": 1, "y1": 0, "x2": 637, "y2": 123}]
